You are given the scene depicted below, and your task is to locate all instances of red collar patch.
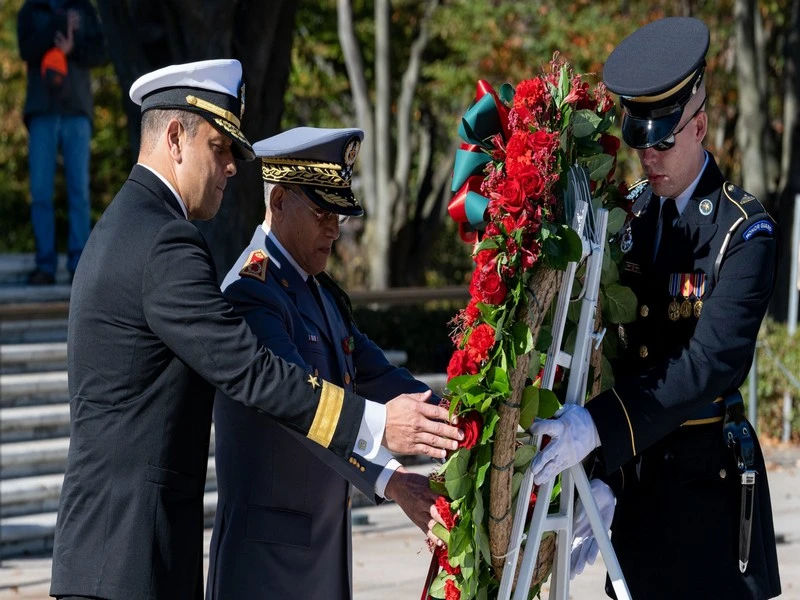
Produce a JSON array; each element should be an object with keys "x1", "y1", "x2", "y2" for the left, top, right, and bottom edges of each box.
[{"x1": 239, "y1": 249, "x2": 269, "y2": 283}]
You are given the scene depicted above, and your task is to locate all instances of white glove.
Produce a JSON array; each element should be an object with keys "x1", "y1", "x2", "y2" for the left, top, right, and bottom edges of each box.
[
  {"x1": 570, "y1": 479, "x2": 615, "y2": 579},
  {"x1": 529, "y1": 404, "x2": 600, "y2": 485}
]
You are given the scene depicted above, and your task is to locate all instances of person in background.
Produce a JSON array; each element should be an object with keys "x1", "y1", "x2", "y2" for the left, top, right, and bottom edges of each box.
[{"x1": 17, "y1": 0, "x2": 105, "y2": 284}]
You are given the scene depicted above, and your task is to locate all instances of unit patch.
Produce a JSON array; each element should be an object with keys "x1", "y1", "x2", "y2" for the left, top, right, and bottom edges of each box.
[
  {"x1": 699, "y1": 199, "x2": 713, "y2": 216},
  {"x1": 239, "y1": 249, "x2": 269, "y2": 282},
  {"x1": 742, "y1": 219, "x2": 774, "y2": 241}
]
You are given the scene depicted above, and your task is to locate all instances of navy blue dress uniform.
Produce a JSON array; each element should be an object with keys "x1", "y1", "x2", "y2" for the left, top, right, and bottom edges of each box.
[
  {"x1": 50, "y1": 64, "x2": 369, "y2": 600},
  {"x1": 208, "y1": 128, "x2": 433, "y2": 600},
  {"x1": 582, "y1": 18, "x2": 781, "y2": 599}
]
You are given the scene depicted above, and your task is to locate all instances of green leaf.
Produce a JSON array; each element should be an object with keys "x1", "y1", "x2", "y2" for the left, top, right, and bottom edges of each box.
[
  {"x1": 480, "y1": 410, "x2": 500, "y2": 444},
  {"x1": 429, "y1": 478, "x2": 448, "y2": 497},
  {"x1": 446, "y1": 373, "x2": 481, "y2": 393},
  {"x1": 606, "y1": 207, "x2": 628, "y2": 235},
  {"x1": 488, "y1": 366, "x2": 511, "y2": 395},
  {"x1": 538, "y1": 388, "x2": 561, "y2": 418},
  {"x1": 581, "y1": 153, "x2": 615, "y2": 181},
  {"x1": 432, "y1": 522, "x2": 451, "y2": 547},
  {"x1": 511, "y1": 471, "x2": 524, "y2": 499},
  {"x1": 534, "y1": 325, "x2": 553, "y2": 352},
  {"x1": 519, "y1": 385, "x2": 540, "y2": 431},
  {"x1": 511, "y1": 321, "x2": 534, "y2": 356},
  {"x1": 514, "y1": 444, "x2": 537, "y2": 470},
  {"x1": 445, "y1": 449, "x2": 472, "y2": 500},
  {"x1": 427, "y1": 571, "x2": 449, "y2": 599},
  {"x1": 560, "y1": 224, "x2": 584, "y2": 263},
  {"x1": 474, "y1": 236, "x2": 500, "y2": 252},
  {"x1": 601, "y1": 242, "x2": 620, "y2": 286},
  {"x1": 571, "y1": 109, "x2": 603, "y2": 138},
  {"x1": 475, "y1": 443, "x2": 492, "y2": 487},
  {"x1": 602, "y1": 282, "x2": 638, "y2": 324},
  {"x1": 477, "y1": 522, "x2": 492, "y2": 566}
]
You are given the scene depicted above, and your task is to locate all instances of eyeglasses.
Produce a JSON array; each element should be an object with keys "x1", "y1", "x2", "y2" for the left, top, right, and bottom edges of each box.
[
  {"x1": 287, "y1": 188, "x2": 350, "y2": 226},
  {"x1": 653, "y1": 102, "x2": 706, "y2": 152}
]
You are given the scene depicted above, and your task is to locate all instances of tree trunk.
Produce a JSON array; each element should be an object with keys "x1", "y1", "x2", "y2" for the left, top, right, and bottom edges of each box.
[
  {"x1": 734, "y1": 0, "x2": 770, "y2": 204},
  {"x1": 96, "y1": 0, "x2": 297, "y2": 280},
  {"x1": 770, "y1": 0, "x2": 800, "y2": 320},
  {"x1": 489, "y1": 267, "x2": 562, "y2": 578}
]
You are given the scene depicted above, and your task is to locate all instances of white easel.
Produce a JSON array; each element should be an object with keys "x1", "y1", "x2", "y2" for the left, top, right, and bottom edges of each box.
[{"x1": 497, "y1": 167, "x2": 632, "y2": 600}]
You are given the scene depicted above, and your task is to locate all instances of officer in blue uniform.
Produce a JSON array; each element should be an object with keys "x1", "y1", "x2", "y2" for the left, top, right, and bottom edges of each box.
[
  {"x1": 208, "y1": 127, "x2": 443, "y2": 599},
  {"x1": 530, "y1": 17, "x2": 781, "y2": 599}
]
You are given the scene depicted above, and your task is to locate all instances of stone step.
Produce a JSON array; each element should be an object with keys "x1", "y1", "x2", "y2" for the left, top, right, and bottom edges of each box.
[
  {"x1": 0, "y1": 318, "x2": 69, "y2": 345},
  {"x1": 0, "y1": 284, "x2": 71, "y2": 305},
  {"x1": 0, "y1": 371, "x2": 69, "y2": 407},
  {"x1": 0, "y1": 491, "x2": 221, "y2": 559},
  {"x1": 0, "y1": 253, "x2": 70, "y2": 285},
  {"x1": 0, "y1": 404, "x2": 71, "y2": 442},
  {"x1": 0, "y1": 428, "x2": 218, "y2": 479},
  {"x1": 0, "y1": 456, "x2": 220, "y2": 519},
  {"x1": 0, "y1": 342, "x2": 68, "y2": 374}
]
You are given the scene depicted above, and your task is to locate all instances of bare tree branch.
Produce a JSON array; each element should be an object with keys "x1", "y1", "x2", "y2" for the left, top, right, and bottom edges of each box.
[{"x1": 393, "y1": 0, "x2": 439, "y2": 215}]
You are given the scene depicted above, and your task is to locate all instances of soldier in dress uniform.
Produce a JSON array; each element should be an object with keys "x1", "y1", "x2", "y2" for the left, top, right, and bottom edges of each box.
[
  {"x1": 50, "y1": 61, "x2": 463, "y2": 600},
  {"x1": 208, "y1": 127, "x2": 445, "y2": 600},
  {"x1": 529, "y1": 17, "x2": 781, "y2": 599}
]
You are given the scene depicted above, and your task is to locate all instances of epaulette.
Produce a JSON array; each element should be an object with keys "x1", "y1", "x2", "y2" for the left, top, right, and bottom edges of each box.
[
  {"x1": 239, "y1": 249, "x2": 269, "y2": 283},
  {"x1": 316, "y1": 272, "x2": 356, "y2": 326},
  {"x1": 626, "y1": 178, "x2": 651, "y2": 216},
  {"x1": 714, "y1": 183, "x2": 775, "y2": 279},
  {"x1": 722, "y1": 182, "x2": 772, "y2": 221}
]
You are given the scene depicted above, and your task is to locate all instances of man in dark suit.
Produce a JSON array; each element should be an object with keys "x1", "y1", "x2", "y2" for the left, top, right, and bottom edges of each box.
[
  {"x1": 50, "y1": 60, "x2": 463, "y2": 600},
  {"x1": 529, "y1": 18, "x2": 781, "y2": 599},
  {"x1": 207, "y1": 127, "x2": 443, "y2": 599}
]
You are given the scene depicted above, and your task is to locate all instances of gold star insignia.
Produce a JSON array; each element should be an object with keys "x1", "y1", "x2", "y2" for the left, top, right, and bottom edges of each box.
[{"x1": 307, "y1": 374, "x2": 320, "y2": 390}]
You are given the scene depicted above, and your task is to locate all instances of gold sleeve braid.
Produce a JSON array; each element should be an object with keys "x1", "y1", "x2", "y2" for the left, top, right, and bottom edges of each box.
[{"x1": 306, "y1": 380, "x2": 345, "y2": 448}]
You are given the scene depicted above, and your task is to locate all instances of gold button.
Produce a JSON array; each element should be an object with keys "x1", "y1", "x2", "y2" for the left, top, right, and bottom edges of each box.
[
  {"x1": 639, "y1": 345, "x2": 648, "y2": 358},
  {"x1": 719, "y1": 468, "x2": 727, "y2": 479},
  {"x1": 344, "y1": 372, "x2": 351, "y2": 385},
  {"x1": 639, "y1": 305, "x2": 649, "y2": 318},
  {"x1": 281, "y1": 278, "x2": 289, "y2": 288},
  {"x1": 360, "y1": 467, "x2": 365, "y2": 472}
]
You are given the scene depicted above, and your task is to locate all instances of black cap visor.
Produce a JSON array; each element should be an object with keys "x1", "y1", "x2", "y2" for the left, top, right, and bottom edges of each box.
[{"x1": 621, "y1": 110, "x2": 682, "y2": 149}]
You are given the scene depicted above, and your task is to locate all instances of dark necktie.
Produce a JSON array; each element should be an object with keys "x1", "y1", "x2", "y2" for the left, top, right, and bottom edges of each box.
[
  {"x1": 307, "y1": 275, "x2": 325, "y2": 313},
  {"x1": 654, "y1": 197, "x2": 678, "y2": 265}
]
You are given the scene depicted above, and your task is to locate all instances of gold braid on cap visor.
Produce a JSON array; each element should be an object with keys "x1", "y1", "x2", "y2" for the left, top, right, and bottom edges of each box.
[
  {"x1": 261, "y1": 157, "x2": 352, "y2": 188},
  {"x1": 186, "y1": 95, "x2": 240, "y2": 128}
]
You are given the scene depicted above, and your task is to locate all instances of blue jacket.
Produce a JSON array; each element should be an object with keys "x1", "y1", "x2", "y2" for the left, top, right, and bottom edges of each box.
[{"x1": 208, "y1": 228, "x2": 432, "y2": 600}]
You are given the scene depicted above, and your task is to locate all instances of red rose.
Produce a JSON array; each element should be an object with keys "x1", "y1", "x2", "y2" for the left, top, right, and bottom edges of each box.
[
  {"x1": 600, "y1": 133, "x2": 620, "y2": 157},
  {"x1": 474, "y1": 260, "x2": 507, "y2": 305},
  {"x1": 520, "y1": 170, "x2": 546, "y2": 199},
  {"x1": 466, "y1": 323, "x2": 495, "y2": 363},
  {"x1": 484, "y1": 222, "x2": 501, "y2": 237},
  {"x1": 435, "y1": 546, "x2": 461, "y2": 575},
  {"x1": 495, "y1": 178, "x2": 527, "y2": 215},
  {"x1": 528, "y1": 129, "x2": 558, "y2": 154},
  {"x1": 457, "y1": 411, "x2": 484, "y2": 449},
  {"x1": 446, "y1": 350, "x2": 478, "y2": 379},
  {"x1": 444, "y1": 579, "x2": 461, "y2": 600},
  {"x1": 435, "y1": 496, "x2": 458, "y2": 530},
  {"x1": 474, "y1": 247, "x2": 497, "y2": 269}
]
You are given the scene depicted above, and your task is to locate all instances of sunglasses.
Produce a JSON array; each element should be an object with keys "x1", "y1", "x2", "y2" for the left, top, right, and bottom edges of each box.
[
  {"x1": 652, "y1": 102, "x2": 706, "y2": 151},
  {"x1": 287, "y1": 188, "x2": 350, "y2": 226}
]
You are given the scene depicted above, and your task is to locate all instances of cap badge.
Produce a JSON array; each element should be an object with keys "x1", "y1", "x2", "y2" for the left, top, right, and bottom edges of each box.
[
  {"x1": 343, "y1": 138, "x2": 360, "y2": 167},
  {"x1": 699, "y1": 199, "x2": 713, "y2": 215},
  {"x1": 239, "y1": 249, "x2": 268, "y2": 282},
  {"x1": 620, "y1": 224, "x2": 633, "y2": 253}
]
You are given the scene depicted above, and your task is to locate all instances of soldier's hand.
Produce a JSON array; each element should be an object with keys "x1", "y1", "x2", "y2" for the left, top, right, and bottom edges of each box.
[
  {"x1": 385, "y1": 468, "x2": 440, "y2": 535},
  {"x1": 383, "y1": 391, "x2": 463, "y2": 459}
]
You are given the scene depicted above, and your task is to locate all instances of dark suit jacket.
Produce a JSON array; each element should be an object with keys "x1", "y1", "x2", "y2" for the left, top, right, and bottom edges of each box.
[
  {"x1": 207, "y1": 230, "x2": 431, "y2": 600},
  {"x1": 586, "y1": 155, "x2": 781, "y2": 598},
  {"x1": 50, "y1": 166, "x2": 365, "y2": 600}
]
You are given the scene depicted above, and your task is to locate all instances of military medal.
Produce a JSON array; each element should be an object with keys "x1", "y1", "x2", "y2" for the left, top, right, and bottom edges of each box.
[
  {"x1": 693, "y1": 273, "x2": 706, "y2": 318},
  {"x1": 668, "y1": 273, "x2": 681, "y2": 321},
  {"x1": 668, "y1": 299, "x2": 681, "y2": 321},
  {"x1": 680, "y1": 299, "x2": 693, "y2": 319},
  {"x1": 680, "y1": 273, "x2": 695, "y2": 319}
]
